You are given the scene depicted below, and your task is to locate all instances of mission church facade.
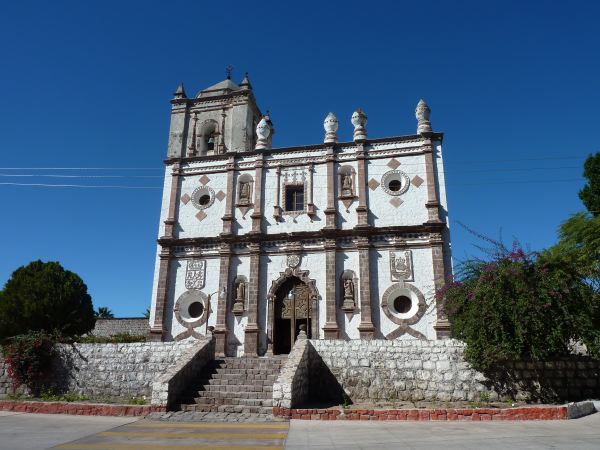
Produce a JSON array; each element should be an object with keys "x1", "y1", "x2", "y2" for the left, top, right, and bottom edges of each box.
[{"x1": 148, "y1": 74, "x2": 452, "y2": 356}]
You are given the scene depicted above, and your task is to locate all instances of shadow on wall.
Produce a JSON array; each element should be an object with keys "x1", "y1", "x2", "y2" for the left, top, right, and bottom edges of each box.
[
  {"x1": 481, "y1": 358, "x2": 600, "y2": 403},
  {"x1": 304, "y1": 344, "x2": 347, "y2": 408}
]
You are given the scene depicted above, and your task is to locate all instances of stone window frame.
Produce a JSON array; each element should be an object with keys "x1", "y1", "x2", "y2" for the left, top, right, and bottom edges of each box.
[
  {"x1": 191, "y1": 186, "x2": 216, "y2": 210},
  {"x1": 380, "y1": 282, "x2": 426, "y2": 326},
  {"x1": 280, "y1": 168, "x2": 311, "y2": 218},
  {"x1": 381, "y1": 170, "x2": 411, "y2": 196}
]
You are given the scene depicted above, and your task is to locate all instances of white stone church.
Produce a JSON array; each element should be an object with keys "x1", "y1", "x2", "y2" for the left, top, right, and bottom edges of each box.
[{"x1": 148, "y1": 74, "x2": 452, "y2": 356}]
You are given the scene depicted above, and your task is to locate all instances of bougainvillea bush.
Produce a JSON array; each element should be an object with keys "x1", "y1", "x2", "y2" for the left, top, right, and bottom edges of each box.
[
  {"x1": 2, "y1": 331, "x2": 58, "y2": 396},
  {"x1": 439, "y1": 243, "x2": 599, "y2": 371}
]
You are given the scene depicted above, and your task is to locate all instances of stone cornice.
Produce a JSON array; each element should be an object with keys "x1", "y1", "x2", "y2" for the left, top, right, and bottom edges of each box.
[{"x1": 158, "y1": 222, "x2": 446, "y2": 249}]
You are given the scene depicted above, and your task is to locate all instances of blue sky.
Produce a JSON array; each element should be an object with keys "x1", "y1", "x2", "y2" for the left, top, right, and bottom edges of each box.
[{"x1": 1, "y1": 1, "x2": 598, "y2": 316}]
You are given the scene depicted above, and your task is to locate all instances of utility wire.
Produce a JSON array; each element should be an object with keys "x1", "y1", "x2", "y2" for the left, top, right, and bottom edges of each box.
[{"x1": 0, "y1": 182, "x2": 161, "y2": 189}]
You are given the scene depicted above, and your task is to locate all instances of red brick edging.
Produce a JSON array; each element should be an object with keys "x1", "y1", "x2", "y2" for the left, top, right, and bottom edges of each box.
[
  {"x1": 0, "y1": 400, "x2": 166, "y2": 416},
  {"x1": 273, "y1": 406, "x2": 568, "y2": 421}
]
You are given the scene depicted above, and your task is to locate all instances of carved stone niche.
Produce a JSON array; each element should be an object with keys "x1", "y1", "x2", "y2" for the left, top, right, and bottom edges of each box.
[
  {"x1": 232, "y1": 275, "x2": 247, "y2": 317},
  {"x1": 340, "y1": 269, "x2": 357, "y2": 317},
  {"x1": 338, "y1": 165, "x2": 357, "y2": 212},
  {"x1": 236, "y1": 173, "x2": 254, "y2": 218}
]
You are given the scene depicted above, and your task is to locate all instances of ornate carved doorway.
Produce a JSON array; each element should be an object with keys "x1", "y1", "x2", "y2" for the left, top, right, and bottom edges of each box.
[{"x1": 272, "y1": 276, "x2": 312, "y2": 355}]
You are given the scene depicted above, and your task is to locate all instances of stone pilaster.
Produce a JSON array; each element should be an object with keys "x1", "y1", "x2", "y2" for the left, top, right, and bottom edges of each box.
[
  {"x1": 213, "y1": 242, "x2": 232, "y2": 356},
  {"x1": 150, "y1": 163, "x2": 181, "y2": 341},
  {"x1": 322, "y1": 239, "x2": 339, "y2": 339},
  {"x1": 431, "y1": 234, "x2": 451, "y2": 338},
  {"x1": 244, "y1": 242, "x2": 261, "y2": 355},
  {"x1": 323, "y1": 146, "x2": 337, "y2": 230},
  {"x1": 221, "y1": 156, "x2": 236, "y2": 236},
  {"x1": 250, "y1": 153, "x2": 264, "y2": 233},
  {"x1": 423, "y1": 138, "x2": 442, "y2": 224},
  {"x1": 355, "y1": 143, "x2": 369, "y2": 228},
  {"x1": 356, "y1": 237, "x2": 374, "y2": 339}
]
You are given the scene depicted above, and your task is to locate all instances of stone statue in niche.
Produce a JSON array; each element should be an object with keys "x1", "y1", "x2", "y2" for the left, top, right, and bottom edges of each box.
[
  {"x1": 238, "y1": 181, "x2": 251, "y2": 204},
  {"x1": 233, "y1": 281, "x2": 246, "y2": 315},
  {"x1": 341, "y1": 173, "x2": 353, "y2": 197},
  {"x1": 342, "y1": 278, "x2": 355, "y2": 311}
]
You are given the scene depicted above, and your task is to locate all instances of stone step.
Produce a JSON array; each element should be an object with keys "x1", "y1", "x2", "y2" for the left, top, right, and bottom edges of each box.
[
  {"x1": 199, "y1": 374, "x2": 278, "y2": 384},
  {"x1": 180, "y1": 404, "x2": 273, "y2": 415},
  {"x1": 193, "y1": 390, "x2": 272, "y2": 400},
  {"x1": 211, "y1": 367, "x2": 281, "y2": 375},
  {"x1": 189, "y1": 396, "x2": 273, "y2": 407},
  {"x1": 199, "y1": 384, "x2": 273, "y2": 393},
  {"x1": 198, "y1": 378, "x2": 275, "y2": 388}
]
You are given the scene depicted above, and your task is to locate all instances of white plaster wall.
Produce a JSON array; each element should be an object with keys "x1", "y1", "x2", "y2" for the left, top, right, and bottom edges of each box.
[
  {"x1": 229, "y1": 255, "x2": 250, "y2": 356},
  {"x1": 336, "y1": 250, "x2": 360, "y2": 339},
  {"x1": 177, "y1": 173, "x2": 228, "y2": 239},
  {"x1": 372, "y1": 247, "x2": 437, "y2": 340},
  {"x1": 233, "y1": 169, "x2": 257, "y2": 236},
  {"x1": 367, "y1": 154, "x2": 429, "y2": 227},
  {"x1": 149, "y1": 168, "x2": 175, "y2": 328},
  {"x1": 167, "y1": 257, "x2": 220, "y2": 340}
]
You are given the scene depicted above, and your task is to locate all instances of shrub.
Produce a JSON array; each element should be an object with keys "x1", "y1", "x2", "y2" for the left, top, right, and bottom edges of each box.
[
  {"x1": 440, "y1": 242, "x2": 599, "y2": 371},
  {"x1": 1, "y1": 331, "x2": 58, "y2": 395}
]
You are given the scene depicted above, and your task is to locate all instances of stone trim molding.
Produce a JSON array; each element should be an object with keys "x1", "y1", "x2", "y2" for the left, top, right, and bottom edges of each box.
[
  {"x1": 380, "y1": 282, "x2": 427, "y2": 327},
  {"x1": 0, "y1": 401, "x2": 165, "y2": 417},
  {"x1": 151, "y1": 335, "x2": 215, "y2": 409},
  {"x1": 272, "y1": 405, "x2": 578, "y2": 421}
]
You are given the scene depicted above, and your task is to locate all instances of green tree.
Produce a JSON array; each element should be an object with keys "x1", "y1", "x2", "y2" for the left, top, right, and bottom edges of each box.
[
  {"x1": 0, "y1": 260, "x2": 95, "y2": 340},
  {"x1": 579, "y1": 152, "x2": 600, "y2": 216},
  {"x1": 95, "y1": 306, "x2": 114, "y2": 319}
]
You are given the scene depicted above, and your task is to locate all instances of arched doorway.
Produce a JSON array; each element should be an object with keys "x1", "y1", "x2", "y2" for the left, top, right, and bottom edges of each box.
[{"x1": 273, "y1": 277, "x2": 312, "y2": 355}]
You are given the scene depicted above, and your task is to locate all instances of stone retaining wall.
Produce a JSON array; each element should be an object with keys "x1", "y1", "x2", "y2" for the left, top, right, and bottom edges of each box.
[
  {"x1": 91, "y1": 318, "x2": 150, "y2": 337},
  {"x1": 310, "y1": 339, "x2": 600, "y2": 403},
  {"x1": 0, "y1": 340, "x2": 206, "y2": 402}
]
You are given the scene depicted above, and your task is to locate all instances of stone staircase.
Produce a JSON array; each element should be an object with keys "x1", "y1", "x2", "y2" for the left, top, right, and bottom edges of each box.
[{"x1": 178, "y1": 356, "x2": 285, "y2": 415}]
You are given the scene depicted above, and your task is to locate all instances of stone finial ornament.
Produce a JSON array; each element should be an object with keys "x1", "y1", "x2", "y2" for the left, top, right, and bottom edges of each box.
[
  {"x1": 323, "y1": 112, "x2": 339, "y2": 144},
  {"x1": 415, "y1": 99, "x2": 432, "y2": 134},
  {"x1": 351, "y1": 108, "x2": 368, "y2": 141},
  {"x1": 239, "y1": 72, "x2": 252, "y2": 90},
  {"x1": 173, "y1": 83, "x2": 187, "y2": 99},
  {"x1": 255, "y1": 117, "x2": 271, "y2": 150}
]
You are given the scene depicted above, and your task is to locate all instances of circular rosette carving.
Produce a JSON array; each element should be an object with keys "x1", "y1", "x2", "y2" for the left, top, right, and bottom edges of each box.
[
  {"x1": 381, "y1": 282, "x2": 426, "y2": 326},
  {"x1": 381, "y1": 170, "x2": 410, "y2": 196}
]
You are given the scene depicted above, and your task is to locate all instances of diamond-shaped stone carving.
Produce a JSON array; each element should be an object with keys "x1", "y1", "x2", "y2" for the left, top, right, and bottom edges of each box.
[
  {"x1": 199, "y1": 175, "x2": 210, "y2": 185},
  {"x1": 412, "y1": 175, "x2": 424, "y2": 188},
  {"x1": 195, "y1": 210, "x2": 207, "y2": 221},
  {"x1": 368, "y1": 178, "x2": 380, "y2": 191},
  {"x1": 389, "y1": 197, "x2": 404, "y2": 208},
  {"x1": 181, "y1": 193, "x2": 190, "y2": 205},
  {"x1": 215, "y1": 190, "x2": 226, "y2": 202},
  {"x1": 387, "y1": 158, "x2": 400, "y2": 169}
]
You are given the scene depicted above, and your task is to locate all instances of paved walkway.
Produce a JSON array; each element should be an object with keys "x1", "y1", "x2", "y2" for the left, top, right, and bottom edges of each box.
[
  {"x1": 53, "y1": 419, "x2": 289, "y2": 450},
  {"x1": 285, "y1": 412, "x2": 600, "y2": 449},
  {"x1": 1, "y1": 410, "x2": 599, "y2": 449}
]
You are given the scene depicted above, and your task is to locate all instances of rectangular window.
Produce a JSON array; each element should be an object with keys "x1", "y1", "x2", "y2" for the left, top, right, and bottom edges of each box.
[{"x1": 285, "y1": 185, "x2": 304, "y2": 212}]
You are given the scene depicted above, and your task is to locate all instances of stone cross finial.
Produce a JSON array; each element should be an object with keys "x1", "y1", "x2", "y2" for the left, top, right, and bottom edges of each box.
[
  {"x1": 255, "y1": 117, "x2": 271, "y2": 150},
  {"x1": 415, "y1": 99, "x2": 432, "y2": 134},
  {"x1": 240, "y1": 72, "x2": 252, "y2": 90},
  {"x1": 323, "y1": 112, "x2": 339, "y2": 144},
  {"x1": 351, "y1": 108, "x2": 368, "y2": 141}
]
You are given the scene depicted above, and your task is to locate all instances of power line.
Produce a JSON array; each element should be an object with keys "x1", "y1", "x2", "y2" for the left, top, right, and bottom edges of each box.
[
  {"x1": 0, "y1": 167, "x2": 164, "y2": 171},
  {"x1": 0, "y1": 174, "x2": 164, "y2": 179},
  {"x1": 0, "y1": 182, "x2": 161, "y2": 189}
]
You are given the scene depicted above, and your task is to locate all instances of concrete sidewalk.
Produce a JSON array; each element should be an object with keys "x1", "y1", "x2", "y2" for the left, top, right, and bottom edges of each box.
[
  {"x1": 285, "y1": 412, "x2": 600, "y2": 449},
  {"x1": 0, "y1": 411, "x2": 137, "y2": 450}
]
